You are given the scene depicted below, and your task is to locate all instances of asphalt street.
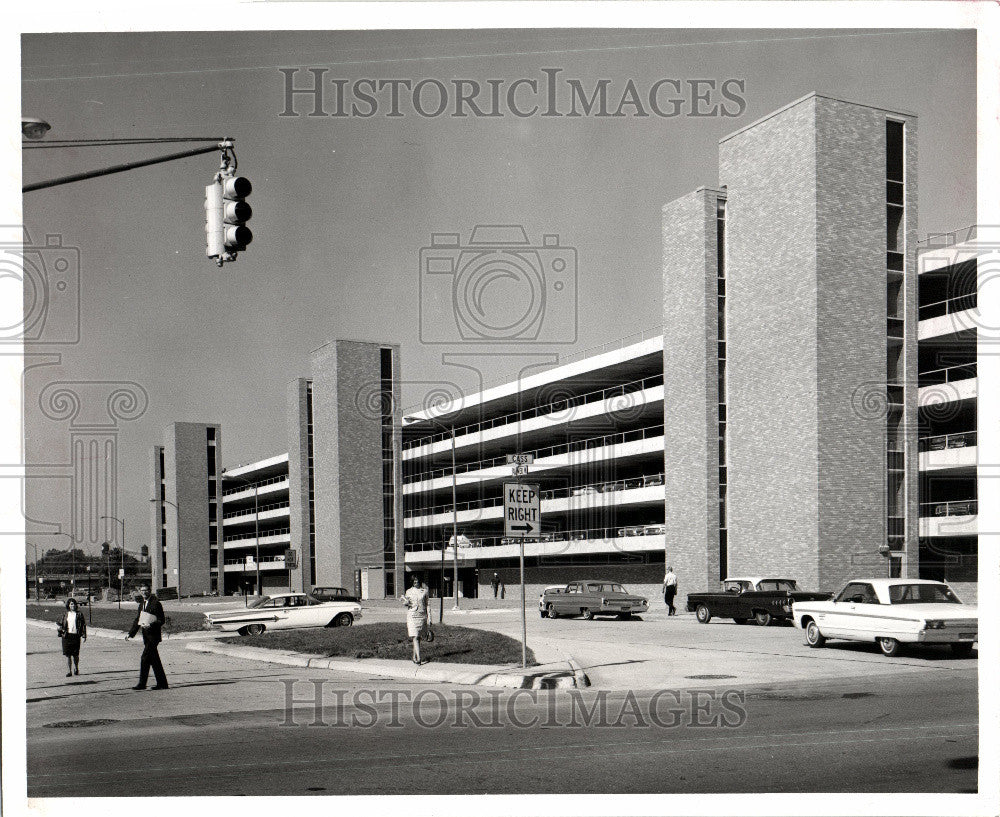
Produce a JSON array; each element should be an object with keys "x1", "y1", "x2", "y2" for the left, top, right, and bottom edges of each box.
[{"x1": 25, "y1": 616, "x2": 979, "y2": 796}]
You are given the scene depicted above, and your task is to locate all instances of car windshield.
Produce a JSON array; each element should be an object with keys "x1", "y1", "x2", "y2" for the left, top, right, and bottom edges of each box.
[
  {"x1": 888, "y1": 584, "x2": 960, "y2": 604},
  {"x1": 757, "y1": 580, "x2": 797, "y2": 591},
  {"x1": 248, "y1": 596, "x2": 271, "y2": 609}
]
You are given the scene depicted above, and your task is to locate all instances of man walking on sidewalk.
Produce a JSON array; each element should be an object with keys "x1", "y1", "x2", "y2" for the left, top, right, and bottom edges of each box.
[
  {"x1": 491, "y1": 573, "x2": 500, "y2": 599},
  {"x1": 663, "y1": 566, "x2": 678, "y2": 616},
  {"x1": 125, "y1": 585, "x2": 169, "y2": 690}
]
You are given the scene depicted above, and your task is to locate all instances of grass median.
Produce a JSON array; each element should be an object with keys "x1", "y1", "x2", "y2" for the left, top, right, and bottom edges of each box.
[
  {"x1": 26, "y1": 604, "x2": 210, "y2": 634},
  {"x1": 220, "y1": 622, "x2": 536, "y2": 666}
]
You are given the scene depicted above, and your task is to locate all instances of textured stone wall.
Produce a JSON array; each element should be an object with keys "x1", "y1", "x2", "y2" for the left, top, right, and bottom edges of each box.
[
  {"x1": 662, "y1": 188, "x2": 723, "y2": 592},
  {"x1": 286, "y1": 378, "x2": 311, "y2": 592}
]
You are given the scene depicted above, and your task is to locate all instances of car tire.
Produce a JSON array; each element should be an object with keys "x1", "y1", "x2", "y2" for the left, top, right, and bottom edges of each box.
[
  {"x1": 951, "y1": 642, "x2": 975, "y2": 658},
  {"x1": 237, "y1": 626, "x2": 249, "y2": 637},
  {"x1": 546, "y1": 604, "x2": 559, "y2": 619},
  {"x1": 878, "y1": 637, "x2": 902, "y2": 657},
  {"x1": 246, "y1": 623, "x2": 265, "y2": 636},
  {"x1": 695, "y1": 604, "x2": 711, "y2": 624},
  {"x1": 754, "y1": 610, "x2": 772, "y2": 627},
  {"x1": 805, "y1": 620, "x2": 826, "y2": 648},
  {"x1": 733, "y1": 618, "x2": 748, "y2": 625},
  {"x1": 332, "y1": 613, "x2": 353, "y2": 627},
  {"x1": 580, "y1": 608, "x2": 594, "y2": 621}
]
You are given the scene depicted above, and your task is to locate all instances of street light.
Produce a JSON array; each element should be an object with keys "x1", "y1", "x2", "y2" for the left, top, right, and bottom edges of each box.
[
  {"x1": 404, "y1": 414, "x2": 461, "y2": 618},
  {"x1": 222, "y1": 471, "x2": 260, "y2": 596},
  {"x1": 100, "y1": 515, "x2": 125, "y2": 610},
  {"x1": 86, "y1": 565, "x2": 92, "y2": 624},
  {"x1": 150, "y1": 497, "x2": 182, "y2": 599},
  {"x1": 22, "y1": 117, "x2": 51, "y2": 140}
]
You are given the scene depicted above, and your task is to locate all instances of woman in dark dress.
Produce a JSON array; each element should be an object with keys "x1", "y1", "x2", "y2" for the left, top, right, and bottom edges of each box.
[{"x1": 58, "y1": 598, "x2": 87, "y2": 677}]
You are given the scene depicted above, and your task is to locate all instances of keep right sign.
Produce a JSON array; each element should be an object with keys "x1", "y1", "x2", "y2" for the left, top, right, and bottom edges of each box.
[{"x1": 503, "y1": 482, "x2": 540, "y2": 539}]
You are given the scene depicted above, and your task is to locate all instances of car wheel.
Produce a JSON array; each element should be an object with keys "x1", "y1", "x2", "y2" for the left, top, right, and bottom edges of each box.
[
  {"x1": 237, "y1": 626, "x2": 249, "y2": 637},
  {"x1": 546, "y1": 604, "x2": 559, "y2": 619},
  {"x1": 951, "y1": 642, "x2": 975, "y2": 658},
  {"x1": 805, "y1": 620, "x2": 826, "y2": 648},
  {"x1": 733, "y1": 618, "x2": 748, "y2": 625},
  {"x1": 332, "y1": 613, "x2": 353, "y2": 627},
  {"x1": 695, "y1": 604, "x2": 712, "y2": 624},
  {"x1": 878, "y1": 637, "x2": 902, "y2": 657},
  {"x1": 246, "y1": 623, "x2": 265, "y2": 636},
  {"x1": 754, "y1": 610, "x2": 772, "y2": 627},
  {"x1": 580, "y1": 607, "x2": 594, "y2": 621}
]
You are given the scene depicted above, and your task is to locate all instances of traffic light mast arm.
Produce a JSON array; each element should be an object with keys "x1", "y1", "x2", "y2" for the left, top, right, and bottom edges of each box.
[{"x1": 23, "y1": 143, "x2": 224, "y2": 193}]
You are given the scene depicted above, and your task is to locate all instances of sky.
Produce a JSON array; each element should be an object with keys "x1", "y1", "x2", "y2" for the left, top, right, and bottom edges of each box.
[{"x1": 19, "y1": 27, "x2": 977, "y2": 558}]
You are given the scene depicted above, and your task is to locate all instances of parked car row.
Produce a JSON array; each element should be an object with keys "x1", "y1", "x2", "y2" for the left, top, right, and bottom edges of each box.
[{"x1": 533, "y1": 574, "x2": 978, "y2": 660}]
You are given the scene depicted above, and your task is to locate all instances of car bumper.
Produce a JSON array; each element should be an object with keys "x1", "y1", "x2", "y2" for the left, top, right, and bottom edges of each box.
[{"x1": 916, "y1": 629, "x2": 976, "y2": 644}]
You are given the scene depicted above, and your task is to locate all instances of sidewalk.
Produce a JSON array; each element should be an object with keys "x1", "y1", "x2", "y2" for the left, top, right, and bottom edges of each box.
[{"x1": 28, "y1": 616, "x2": 588, "y2": 690}]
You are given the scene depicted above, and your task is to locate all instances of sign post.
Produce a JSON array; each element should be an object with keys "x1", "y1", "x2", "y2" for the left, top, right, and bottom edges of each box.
[{"x1": 504, "y1": 479, "x2": 539, "y2": 669}]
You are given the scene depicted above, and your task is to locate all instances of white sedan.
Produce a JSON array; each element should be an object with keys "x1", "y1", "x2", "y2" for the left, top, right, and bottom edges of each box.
[
  {"x1": 793, "y1": 579, "x2": 977, "y2": 657},
  {"x1": 206, "y1": 592, "x2": 362, "y2": 636}
]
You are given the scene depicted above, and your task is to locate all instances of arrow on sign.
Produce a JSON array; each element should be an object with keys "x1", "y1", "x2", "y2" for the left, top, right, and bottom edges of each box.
[{"x1": 509, "y1": 523, "x2": 534, "y2": 534}]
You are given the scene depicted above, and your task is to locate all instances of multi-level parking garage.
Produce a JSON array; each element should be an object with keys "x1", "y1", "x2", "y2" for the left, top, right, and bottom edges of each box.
[
  {"x1": 401, "y1": 334, "x2": 669, "y2": 599},
  {"x1": 916, "y1": 231, "x2": 981, "y2": 600}
]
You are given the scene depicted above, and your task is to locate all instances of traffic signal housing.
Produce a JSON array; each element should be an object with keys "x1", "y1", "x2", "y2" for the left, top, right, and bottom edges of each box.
[
  {"x1": 222, "y1": 175, "x2": 253, "y2": 251},
  {"x1": 205, "y1": 173, "x2": 252, "y2": 265}
]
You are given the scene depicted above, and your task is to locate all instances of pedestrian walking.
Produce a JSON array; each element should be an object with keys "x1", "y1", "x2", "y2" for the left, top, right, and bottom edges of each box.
[
  {"x1": 57, "y1": 598, "x2": 87, "y2": 677},
  {"x1": 663, "y1": 566, "x2": 678, "y2": 616},
  {"x1": 125, "y1": 584, "x2": 169, "y2": 690},
  {"x1": 400, "y1": 575, "x2": 431, "y2": 665},
  {"x1": 491, "y1": 572, "x2": 500, "y2": 599}
]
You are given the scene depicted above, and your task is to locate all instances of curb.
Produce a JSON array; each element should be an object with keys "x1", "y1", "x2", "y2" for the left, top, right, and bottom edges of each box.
[
  {"x1": 564, "y1": 653, "x2": 591, "y2": 688},
  {"x1": 185, "y1": 641, "x2": 581, "y2": 689}
]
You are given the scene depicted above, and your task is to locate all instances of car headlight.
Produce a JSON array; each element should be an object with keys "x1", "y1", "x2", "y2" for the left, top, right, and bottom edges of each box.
[
  {"x1": 924, "y1": 620, "x2": 945, "y2": 630},
  {"x1": 641, "y1": 598, "x2": 647, "y2": 605}
]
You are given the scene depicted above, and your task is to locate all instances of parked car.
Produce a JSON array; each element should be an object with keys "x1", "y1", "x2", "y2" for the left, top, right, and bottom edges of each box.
[
  {"x1": 538, "y1": 585, "x2": 566, "y2": 616},
  {"x1": 310, "y1": 585, "x2": 360, "y2": 603},
  {"x1": 793, "y1": 579, "x2": 977, "y2": 657},
  {"x1": 687, "y1": 577, "x2": 832, "y2": 626},
  {"x1": 541, "y1": 581, "x2": 648, "y2": 620},
  {"x1": 206, "y1": 592, "x2": 361, "y2": 636}
]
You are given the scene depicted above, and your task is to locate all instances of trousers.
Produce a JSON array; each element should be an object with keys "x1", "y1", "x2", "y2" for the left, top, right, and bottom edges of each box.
[{"x1": 139, "y1": 641, "x2": 168, "y2": 687}]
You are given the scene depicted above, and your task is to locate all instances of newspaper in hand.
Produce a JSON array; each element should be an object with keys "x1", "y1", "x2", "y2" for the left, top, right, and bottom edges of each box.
[{"x1": 138, "y1": 610, "x2": 158, "y2": 629}]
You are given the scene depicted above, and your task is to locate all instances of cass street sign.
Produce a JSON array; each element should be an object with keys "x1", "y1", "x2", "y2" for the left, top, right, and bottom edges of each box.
[
  {"x1": 506, "y1": 454, "x2": 535, "y2": 465},
  {"x1": 503, "y1": 482, "x2": 540, "y2": 538}
]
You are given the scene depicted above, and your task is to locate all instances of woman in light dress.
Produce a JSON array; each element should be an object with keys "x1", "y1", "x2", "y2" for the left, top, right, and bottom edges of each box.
[{"x1": 400, "y1": 575, "x2": 431, "y2": 664}]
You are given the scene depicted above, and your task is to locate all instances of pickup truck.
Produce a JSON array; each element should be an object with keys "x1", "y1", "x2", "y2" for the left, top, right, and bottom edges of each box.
[
  {"x1": 686, "y1": 577, "x2": 831, "y2": 626},
  {"x1": 540, "y1": 580, "x2": 649, "y2": 620}
]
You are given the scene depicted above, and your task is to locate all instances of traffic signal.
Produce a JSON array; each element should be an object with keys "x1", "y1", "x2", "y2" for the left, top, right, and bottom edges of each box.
[
  {"x1": 222, "y1": 175, "x2": 253, "y2": 251},
  {"x1": 205, "y1": 173, "x2": 252, "y2": 265}
]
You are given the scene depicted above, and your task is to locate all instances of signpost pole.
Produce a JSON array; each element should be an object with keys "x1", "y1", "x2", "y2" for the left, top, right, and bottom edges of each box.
[{"x1": 503, "y1": 456, "x2": 535, "y2": 671}]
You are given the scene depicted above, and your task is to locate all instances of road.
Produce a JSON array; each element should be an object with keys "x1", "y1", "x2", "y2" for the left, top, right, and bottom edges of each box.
[{"x1": 26, "y1": 620, "x2": 978, "y2": 796}]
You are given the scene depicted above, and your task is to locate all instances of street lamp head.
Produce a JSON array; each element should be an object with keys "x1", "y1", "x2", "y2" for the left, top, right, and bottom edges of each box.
[{"x1": 22, "y1": 117, "x2": 51, "y2": 140}]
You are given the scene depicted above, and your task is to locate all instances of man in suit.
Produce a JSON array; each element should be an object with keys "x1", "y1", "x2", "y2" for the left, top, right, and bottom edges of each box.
[{"x1": 125, "y1": 584, "x2": 169, "y2": 690}]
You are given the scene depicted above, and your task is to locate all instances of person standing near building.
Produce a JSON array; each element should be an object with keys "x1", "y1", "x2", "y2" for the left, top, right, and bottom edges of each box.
[
  {"x1": 57, "y1": 598, "x2": 87, "y2": 677},
  {"x1": 491, "y1": 572, "x2": 500, "y2": 599},
  {"x1": 401, "y1": 575, "x2": 431, "y2": 665},
  {"x1": 663, "y1": 566, "x2": 678, "y2": 616},
  {"x1": 125, "y1": 584, "x2": 169, "y2": 690}
]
